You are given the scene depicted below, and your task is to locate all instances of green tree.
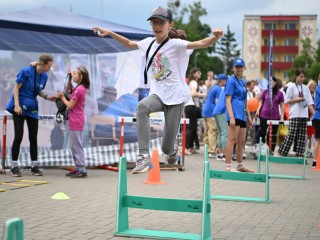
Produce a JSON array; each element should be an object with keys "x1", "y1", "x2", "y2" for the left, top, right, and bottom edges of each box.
[
  {"x1": 215, "y1": 25, "x2": 241, "y2": 75},
  {"x1": 287, "y1": 37, "x2": 318, "y2": 81},
  {"x1": 167, "y1": 0, "x2": 223, "y2": 76}
]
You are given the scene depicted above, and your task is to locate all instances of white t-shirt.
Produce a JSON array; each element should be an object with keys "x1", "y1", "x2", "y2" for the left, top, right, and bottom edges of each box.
[
  {"x1": 285, "y1": 82, "x2": 313, "y2": 118},
  {"x1": 253, "y1": 85, "x2": 261, "y2": 96},
  {"x1": 185, "y1": 80, "x2": 198, "y2": 106},
  {"x1": 137, "y1": 37, "x2": 192, "y2": 105}
]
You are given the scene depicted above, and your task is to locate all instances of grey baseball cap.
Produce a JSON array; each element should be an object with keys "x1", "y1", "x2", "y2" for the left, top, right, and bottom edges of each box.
[{"x1": 147, "y1": 6, "x2": 173, "y2": 21}]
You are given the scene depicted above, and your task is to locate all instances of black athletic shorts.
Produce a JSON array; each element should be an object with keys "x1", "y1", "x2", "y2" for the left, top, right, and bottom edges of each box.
[{"x1": 228, "y1": 119, "x2": 246, "y2": 128}]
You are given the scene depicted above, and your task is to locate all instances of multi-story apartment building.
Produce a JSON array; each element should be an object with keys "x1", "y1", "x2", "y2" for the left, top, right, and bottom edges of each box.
[{"x1": 243, "y1": 15, "x2": 317, "y2": 81}]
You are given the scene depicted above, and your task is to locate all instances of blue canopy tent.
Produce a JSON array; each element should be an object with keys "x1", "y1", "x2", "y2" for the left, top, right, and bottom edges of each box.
[
  {"x1": 0, "y1": 6, "x2": 152, "y2": 53},
  {"x1": 0, "y1": 6, "x2": 160, "y2": 162}
]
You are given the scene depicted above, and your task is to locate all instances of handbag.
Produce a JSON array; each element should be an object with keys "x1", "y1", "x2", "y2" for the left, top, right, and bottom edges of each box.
[
  {"x1": 55, "y1": 93, "x2": 69, "y2": 123},
  {"x1": 276, "y1": 123, "x2": 288, "y2": 145}
]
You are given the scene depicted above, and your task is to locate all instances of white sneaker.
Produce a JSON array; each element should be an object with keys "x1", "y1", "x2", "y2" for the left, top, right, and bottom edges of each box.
[
  {"x1": 208, "y1": 153, "x2": 216, "y2": 158},
  {"x1": 216, "y1": 154, "x2": 225, "y2": 161}
]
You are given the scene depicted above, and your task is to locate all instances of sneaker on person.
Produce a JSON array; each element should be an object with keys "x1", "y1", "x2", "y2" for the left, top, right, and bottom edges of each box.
[
  {"x1": 236, "y1": 166, "x2": 254, "y2": 173},
  {"x1": 165, "y1": 140, "x2": 179, "y2": 164},
  {"x1": 251, "y1": 144, "x2": 259, "y2": 154},
  {"x1": 307, "y1": 151, "x2": 313, "y2": 158},
  {"x1": 132, "y1": 154, "x2": 154, "y2": 174},
  {"x1": 232, "y1": 154, "x2": 237, "y2": 161},
  {"x1": 216, "y1": 154, "x2": 225, "y2": 161},
  {"x1": 243, "y1": 153, "x2": 247, "y2": 159},
  {"x1": 312, "y1": 160, "x2": 317, "y2": 168},
  {"x1": 166, "y1": 150, "x2": 179, "y2": 164},
  {"x1": 30, "y1": 166, "x2": 43, "y2": 176},
  {"x1": 185, "y1": 150, "x2": 192, "y2": 155},
  {"x1": 288, "y1": 151, "x2": 296, "y2": 156},
  {"x1": 11, "y1": 167, "x2": 22, "y2": 177},
  {"x1": 70, "y1": 171, "x2": 87, "y2": 178},
  {"x1": 191, "y1": 149, "x2": 199, "y2": 154},
  {"x1": 65, "y1": 169, "x2": 78, "y2": 177},
  {"x1": 208, "y1": 153, "x2": 216, "y2": 158}
]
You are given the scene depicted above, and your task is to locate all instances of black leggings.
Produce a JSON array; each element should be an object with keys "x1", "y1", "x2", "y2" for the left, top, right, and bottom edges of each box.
[
  {"x1": 185, "y1": 105, "x2": 198, "y2": 149},
  {"x1": 12, "y1": 113, "x2": 38, "y2": 161}
]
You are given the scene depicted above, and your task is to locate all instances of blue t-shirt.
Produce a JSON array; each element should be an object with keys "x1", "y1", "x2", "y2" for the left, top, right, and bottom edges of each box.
[
  {"x1": 225, "y1": 75, "x2": 247, "y2": 121},
  {"x1": 202, "y1": 85, "x2": 222, "y2": 118},
  {"x1": 313, "y1": 85, "x2": 320, "y2": 120},
  {"x1": 213, "y1": 88, "x2": 226, "y2": 116},
  {"x1": 6, "y1": 66, "x2": 48, "y2": 119}
]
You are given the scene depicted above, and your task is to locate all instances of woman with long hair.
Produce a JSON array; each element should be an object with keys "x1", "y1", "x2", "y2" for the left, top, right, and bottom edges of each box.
[
  {"x1": 255, "y1": 77, "x2": 285, "y2": 153},
  {"x1": 6, "y1": 54, "x2": 57, "y2": 177},
  {"x1": 93, "y1": 6, "x2": 222, "y2": 173},
  {"x1": 277, "y1": 69, "x2": 314, "y2": 157},
  {"x1": 184, "y1": 67, "x2": 206, "y2": 155}
]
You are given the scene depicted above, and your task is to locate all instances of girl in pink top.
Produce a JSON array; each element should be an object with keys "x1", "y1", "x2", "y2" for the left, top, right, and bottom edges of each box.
[{"x1": 57, "y1": 66, "x2": 90, "y2": 178}]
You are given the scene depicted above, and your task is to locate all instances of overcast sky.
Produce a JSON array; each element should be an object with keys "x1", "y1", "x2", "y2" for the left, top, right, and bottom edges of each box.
[{"x1": 0, "y1": 0, "x2": 319, "y2": 52}]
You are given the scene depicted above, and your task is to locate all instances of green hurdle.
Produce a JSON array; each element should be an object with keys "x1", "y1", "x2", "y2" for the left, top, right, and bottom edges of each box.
[
  {"x1": 257, "y1": 140, "x2": 308, "y2": 180},
  {"x1": 2, "y1": 218, "x2": 23, "y2": 240},
  {"x1": 114, "y1": 149, "x2": 212, "y2": 240},
  {"x1": 208, "y1": 145, "x2": 271, "y2": 203}
]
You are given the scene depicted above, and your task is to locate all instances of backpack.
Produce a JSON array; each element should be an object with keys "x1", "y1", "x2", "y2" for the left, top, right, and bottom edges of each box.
[{"x1": 55, "y1": 93, "x2": 69, "y2": 123}]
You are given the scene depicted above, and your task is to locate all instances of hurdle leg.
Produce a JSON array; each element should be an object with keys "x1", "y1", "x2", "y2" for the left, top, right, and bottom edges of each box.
[
  {"x1": 2, "y1": 218, "x2": 24, "y2": 240},
  {"x1": 201, "y1": 159, "x2": 211, "y2": 239},
  {"x1": 115, "y1": 157, "x2": 129, "y2": 233}
]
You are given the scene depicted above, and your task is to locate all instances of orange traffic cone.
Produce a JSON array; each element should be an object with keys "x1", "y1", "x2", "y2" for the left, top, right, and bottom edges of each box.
[
  {"x1": 313, "y1": 148, "x2": 320, "y2": 171},
  {"x1": 145, "y1": 149, "x2": 166, "y2": 185}
]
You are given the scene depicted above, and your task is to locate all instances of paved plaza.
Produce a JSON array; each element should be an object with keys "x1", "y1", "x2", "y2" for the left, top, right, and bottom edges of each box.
[{"x1": 1, "y1": 148, "x2": 320, "y2": 240}]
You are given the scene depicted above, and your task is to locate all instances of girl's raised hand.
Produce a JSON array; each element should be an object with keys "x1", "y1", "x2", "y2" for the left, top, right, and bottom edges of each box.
[
  {"x1": 213, "y1": 28, "x2": 223, "y2": 38},
  {"x1": 92, "y1": 27, "x2": 110, "y2": 38}
]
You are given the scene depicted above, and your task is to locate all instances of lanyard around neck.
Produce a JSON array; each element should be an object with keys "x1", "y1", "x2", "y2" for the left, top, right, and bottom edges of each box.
[{"x1": 295, "y1": 83, "x2": 303, "y2": 95}]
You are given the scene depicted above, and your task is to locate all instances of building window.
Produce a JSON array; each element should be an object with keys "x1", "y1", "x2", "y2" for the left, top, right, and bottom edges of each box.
[
  {"x1": 285, "y1": 39, "x2": 296, "y2": 46},
  {"x1": 264, "y1": 23, "x2": 276, "y2": 30},
  {"x1": 285, "y1": 22, "x2": 297, "y2": 30},
  {"x1": 264, "y1": 39, "x2": 276, "y2": 46},
  {"x1": 284, "y1": 55, "x2": 295, "y2": 62}
]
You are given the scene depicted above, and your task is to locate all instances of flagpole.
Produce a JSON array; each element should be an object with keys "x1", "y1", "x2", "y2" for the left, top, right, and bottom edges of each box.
[{"x1": 268, "y1": 31, "x2": 273, "y2": 151}]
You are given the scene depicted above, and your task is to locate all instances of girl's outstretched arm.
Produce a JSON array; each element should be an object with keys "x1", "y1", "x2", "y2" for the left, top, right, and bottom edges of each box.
[
  {"x1": 187, "y1": 28, "x2": 223, "y2": 49},
  {"x1": 93, "y1": 27, "x2": 138, "y2": 49}
]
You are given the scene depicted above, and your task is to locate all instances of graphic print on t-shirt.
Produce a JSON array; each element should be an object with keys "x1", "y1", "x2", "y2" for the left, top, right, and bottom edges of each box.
[{"x1": 152, "y1": 51, "x2": 172, "y2": 81}]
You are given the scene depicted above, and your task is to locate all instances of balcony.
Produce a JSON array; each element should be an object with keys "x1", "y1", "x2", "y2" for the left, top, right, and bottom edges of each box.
[
  {"x1": 261, "y1": 61, "x2": 293, "y2": 70},
  {"x1": 262, "y1": 30, "x2": 299, "y2": 37},
  {"x1": 261, "y1": 45, "x2": 298, "y2": 54}
]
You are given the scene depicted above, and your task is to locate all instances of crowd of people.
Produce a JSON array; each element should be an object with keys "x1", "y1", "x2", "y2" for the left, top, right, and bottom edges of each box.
[
  {"x1": 185, "y1": 65, "x2": 318, "y2": 171},
  {"x1": 4, "y1": 6, "x2": 318, "y2": 178}
]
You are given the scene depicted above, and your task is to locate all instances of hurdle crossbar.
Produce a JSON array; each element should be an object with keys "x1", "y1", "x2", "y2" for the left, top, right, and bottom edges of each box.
[
  {"x1": 258, "y1": 140, "x2": 308, "y2": 180},
  {"x1": 208, "y1": 142, "x2": 271, "y2": 203},
  {"x1": 114, "y1": 145, "x2": 212, "y2": 239}
]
